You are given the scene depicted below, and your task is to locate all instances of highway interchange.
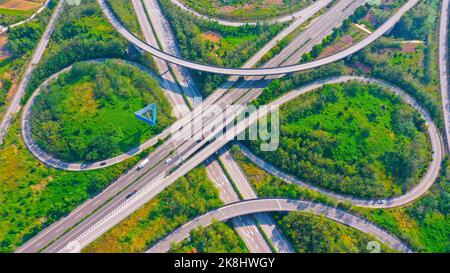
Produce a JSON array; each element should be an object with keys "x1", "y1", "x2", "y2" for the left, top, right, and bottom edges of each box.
[
  {"x1": 0, "y1": 0, "x2": 446, "y2": 254},
  {"x1": 147, "y1": 198, "x2": 413, "y2": 253},
  {"x1": 137, "y1": 0, "x2": 282, "y2": 253},
  {"x1": 98, "y1": 0, "x2": 419, "y2": 76}
]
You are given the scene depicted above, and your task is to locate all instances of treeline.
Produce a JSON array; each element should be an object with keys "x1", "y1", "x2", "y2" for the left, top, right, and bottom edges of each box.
[
  {"x1": 277, "y1": 212, "x2": 391, "y2": 253},
  {"x1": 0, "y1": 77, "x2": 11, "y2": 107},
  {"x1": 1, "y1": 1, "x2": 56, "y2": 113},
  {"x1": 344, "y1": 0, "x2": 443, "y2": 128},
  {"x1": 391, "y1": 0, "x2": 440, "y2": 86},
  {"x1": 253, "y1": 62, "x2": 348, "y2": 106},
  {"x1": 182, "y1": 0, "x2": 312, "y2": 21},
  {"x1": 301, "y1": 5, "x2": 369, "y2": 62},
  {"x1": 349, "y1": 45, "x2": 443, "y2": 128},
  {"x1": 402, "y1": 158, "x2": 450, "y2": 252},
  {"x1": 391, "y1": 0, "x2": 440, "y2": 40},
  {"x1": 7, "y1": 21, "x2": 44, "y2": 56},
  {"x1": 248, "y1": 82, "x2": 431, "y2": 198},
  {"x1": 84, "y1": 167, "x2": 223, "y2": 253},
  {"x1": 6, "y1": 1, "x2": 57, "y2": 57},
  {"x1": 158, "y1": 0, "x2": 285, "y2": 95},
  {"x1": 23, "y1": 0, "x2": 130, "y2": 101},
  {"x1": 0, "y1": 8, "x2": 29, "y2": 26},
  {"x1": 170, "y1": 221, "x2": 249, "y2": 253},
  {"x1": 105, "y1": 0, "x2": 141, "y2": 38},
  {"x1": 30, "y1": 60, "x2": 174, "y2": 162}
]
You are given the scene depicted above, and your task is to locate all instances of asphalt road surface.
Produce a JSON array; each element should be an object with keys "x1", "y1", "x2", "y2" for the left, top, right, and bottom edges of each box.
[
  {"x1": 17, "y1": 0, "x2": 423, "y2": 253},
  {"x1": 46, "y1": 75, "x2": 441, "y2": 253},
  {"x1": 167, "y1": 0, "x2": 330, "y2": 27},
  {"x1": 97, "y1": 0, "x2": 419, "y2": 76},
  {"x1": 147, "y1": 199, "x2": 413, "y2": 253},
  {"x1": 205, "y1": 156, "x2": 272, "y2": 253},
  {"x1": 18, "y1": 0, "x2": 329, "y2": 172},
  {"x1": 218, "y1": 149, "x2": 295, "y2": 253},
  {"x1": 140, "y1": 1, "x2": 273, "y2": 253},
  {"x1": 0, "y1": 0, "x2": 63, "y2": 144},
  {"x1": 16, "y1": 0, "x2": 333, "y2": 252},
  {"x1": 131, "y1": 0, "x2": 189, "y2": 118},
  {"x1": 439, "y1": 0, "x2": 450, "y2": 153}
]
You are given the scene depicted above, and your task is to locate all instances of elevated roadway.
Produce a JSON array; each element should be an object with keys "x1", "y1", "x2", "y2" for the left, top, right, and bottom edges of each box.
[
  {"x1": 140, "y1": 0, "x2": 273, "y2": 253},
  {"x1": 17, "y1": 0, "x2": 423, "y2": 253},
  {"x1": 147, "y1": 199, "x2": 413, "y2": 253},
  {"x1": 46, "y1": 76, "x2": 442, "y2": 253},
  {"x1": 97, "y1": 0, "x2": 419, "y2": 76},
  {"x1": 19, "y1": 0, "x2": 332, "y2": 171},
  {"x1": 16, "y1": 0, "x2": 332, "y2": 251},
  {"x1": 218, "y1": 149, "x2": 295, "y2": 253}
]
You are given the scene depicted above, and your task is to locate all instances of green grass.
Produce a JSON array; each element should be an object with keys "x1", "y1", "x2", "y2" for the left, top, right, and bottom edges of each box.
[
  {"x1": 247, "y1": 82, "x2": 432, "y2": 199},
  {"x1": 0, "y1": 0, "x2": 160, "y2": 253},
  {"x1": 0, "y1": 1, "x2": 54, "y2": 120},
  {"x1": 233, "y1": 146, "x2": 449, "y2": 253},
  {"x1": 180, "y1": 0, "x2": 312, "y2": 21},
  {"x1": 83, "y1": 166, "x2": 223, "y2": 253},
  {"x1": 104, "y1": 0, "x2": 142, "y2": 38},
  {"x1": 23, "y1": 0, "x2": 131, "y2": 101},
  {"x1": 276, "y1": 212, "x2": 394, "y2": 253},
  {"x1": 231, "y1": 145, "x2": 344, "y2": 208},
  {"x1": 351, "y1": 158, "x2": 450, "y2": 253},
  {"x1": 0, "y1": 118, "x2": 148, "y2": 252},
  {"x1": 350, "y1": 0, "x2": 442, "y2": 126},
  {"x1": 29, "y1": 60, "x2": 175, "y2": 162},
  {"x1": 159, "y1": 0, "x2": 286, "y2": 95},
  {"x1": 0, "y1": 7, "x2": 34, "y2": 17},
  {"x1": 169, "y1": 221, "x2": 249, "y2": 253}
]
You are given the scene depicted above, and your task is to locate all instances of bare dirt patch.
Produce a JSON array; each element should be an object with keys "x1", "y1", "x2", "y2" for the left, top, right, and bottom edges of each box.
[
  {"x1": 401, "y1": 43, "x2": 419, "y2": 54},
  {"x1": 319, "y1": 34, "x2": 354, "y2": 58},
  {"x1": 31, "y1": 176, "x2": 53, "y2": 192},
  {"x1": 219, "y1": 5, "x2": 236, "y2": 14},
  {"x1": 202, "y1": 31, "x2": 222, "y2": 43}
]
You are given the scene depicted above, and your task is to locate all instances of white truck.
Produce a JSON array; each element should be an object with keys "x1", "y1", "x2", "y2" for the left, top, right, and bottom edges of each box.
[{"x1": 138, "y1": 158, "x2": 150, "y2": 170}]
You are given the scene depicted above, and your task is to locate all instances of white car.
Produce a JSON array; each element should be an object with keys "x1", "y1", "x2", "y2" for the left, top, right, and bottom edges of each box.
[{"x1": 165, "y1": 158, "x2": 172, "y2": 164}]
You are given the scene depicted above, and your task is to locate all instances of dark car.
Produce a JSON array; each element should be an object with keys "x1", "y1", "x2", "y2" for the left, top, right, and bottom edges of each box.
[{"x1": 126, "y1": 189, "x2": 138, "y2": 199}]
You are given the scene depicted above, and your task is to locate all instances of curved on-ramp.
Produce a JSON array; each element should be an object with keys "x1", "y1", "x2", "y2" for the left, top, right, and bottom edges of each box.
[
  {"x1": 166, "y1": 0, "x2": 328, "y2": 27},
  {"x1": 35, "y1": 77, "x2": 440, "y2": 254},
  {"x1": 147, "y1": 198, "x2": 413, "y2": 253},
  {"x1": 98, "y1": 0, "x2": 419, "y2": 76},
  {"x1": 22, "y1": 75, "x2": 443, "y2": 209},
  {"x1": 237, "y1": 76, "x2": 444, "y2": 209},
  {"x1": 21, "y1": 59, "x2": 170, "y2": 171}
]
